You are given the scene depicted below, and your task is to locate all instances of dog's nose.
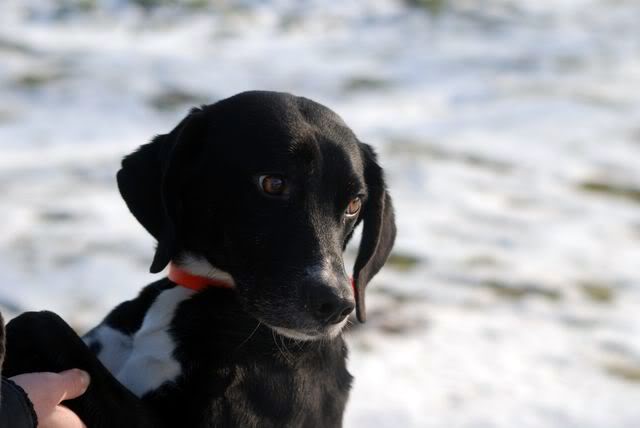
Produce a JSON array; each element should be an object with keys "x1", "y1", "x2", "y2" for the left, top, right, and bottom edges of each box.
[
  {"x1": 307, "y1": 286, "x2": 355, "y2": 325},
  {"x1": 322, "y1": 299, "x2": 355, "y2": 325}
]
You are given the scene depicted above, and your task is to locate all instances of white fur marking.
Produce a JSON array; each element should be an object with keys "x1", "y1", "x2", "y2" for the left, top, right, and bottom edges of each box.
[
  {"x1": 304, "y1": 258, "x2": 336, "y2": 282},
  {"x1": 272, "y1": 316, "x2": 349, "y2": 341},
  {"x1": 272, "y1": 326, "x2": 319, "y2": 341},
  {"x1": 84, "y1": 326, "x2": 133, "y2": 374},
  {"x1": 115, "y1": 287, "x2": 193, "y2": 397}
]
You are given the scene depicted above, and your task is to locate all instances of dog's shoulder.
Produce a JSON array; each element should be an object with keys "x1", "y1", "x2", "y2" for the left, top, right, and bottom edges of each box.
[{"x1": 83, "y1": 279, "x2": 173, "y2": 343}]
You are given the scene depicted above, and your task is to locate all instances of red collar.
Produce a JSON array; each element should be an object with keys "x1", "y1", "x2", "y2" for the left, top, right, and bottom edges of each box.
[{"x1": 168, "y1": 263, "x2": 234, "y2": 292}]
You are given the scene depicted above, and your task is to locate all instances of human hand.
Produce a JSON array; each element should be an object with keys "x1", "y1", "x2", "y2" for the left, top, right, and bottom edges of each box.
[{"x1": 10, "y1": 369, "x2": 90, "y2": 428}]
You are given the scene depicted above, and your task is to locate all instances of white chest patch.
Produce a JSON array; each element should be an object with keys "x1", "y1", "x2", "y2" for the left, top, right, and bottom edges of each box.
[
  {"x1": 116, "y1": 286, "x2": 193, "y2": 397},
  {"x1": 85, "y1": 287, "x2": 194, "y2": 397},
  {"x1": 85, "y1": 325, "x2": 133, "y2": 374}
]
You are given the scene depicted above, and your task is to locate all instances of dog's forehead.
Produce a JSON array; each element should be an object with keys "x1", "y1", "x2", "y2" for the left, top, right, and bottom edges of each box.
[{"x1": 207, "y1": 91, "x2": 362, "y2": 170}]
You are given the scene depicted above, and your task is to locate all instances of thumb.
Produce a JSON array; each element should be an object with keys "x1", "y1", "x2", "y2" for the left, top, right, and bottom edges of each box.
[{"x1": 55, "y1": 369, "x2": 91, "y2": 402}]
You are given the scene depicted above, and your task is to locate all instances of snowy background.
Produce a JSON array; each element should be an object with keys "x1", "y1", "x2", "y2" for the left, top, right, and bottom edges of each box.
[{"x1": 1, "y1": 0, "x2": 639, "y2": 427}]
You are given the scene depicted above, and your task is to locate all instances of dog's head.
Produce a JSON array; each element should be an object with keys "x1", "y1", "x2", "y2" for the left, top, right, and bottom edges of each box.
[{"x1": 117, "y1": 91, "x2": 396, "y2": 340}]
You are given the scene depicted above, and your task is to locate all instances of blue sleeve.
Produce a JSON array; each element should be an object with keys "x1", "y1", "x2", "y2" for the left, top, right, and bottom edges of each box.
[
  {"x1": 0, "y1": 311, "x2": 37, "y2": 427},
  {"x1": 0, "y1": 377, "x2": 38, "y2": 428}
]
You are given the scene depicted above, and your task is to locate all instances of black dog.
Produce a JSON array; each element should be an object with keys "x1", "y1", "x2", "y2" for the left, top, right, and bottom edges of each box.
[{"x1": 3, "y1": 91, "x2": 396, "y2": 428}]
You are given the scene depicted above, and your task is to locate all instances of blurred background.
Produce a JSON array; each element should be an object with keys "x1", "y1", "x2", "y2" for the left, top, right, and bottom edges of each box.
[{"x1": 1, "y1": 0, "x2": 639, "y2": 426}]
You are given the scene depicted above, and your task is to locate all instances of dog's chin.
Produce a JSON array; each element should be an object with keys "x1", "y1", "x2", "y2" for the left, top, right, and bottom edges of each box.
[{"x1": 269, "y1": 318, "x2": 349, "y2": 342}]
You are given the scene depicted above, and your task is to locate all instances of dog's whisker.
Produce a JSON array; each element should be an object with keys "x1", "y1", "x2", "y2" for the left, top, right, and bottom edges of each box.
[
  {"x1": 235, "y1": 320, "x2": 262, "y2": 350},
  {"x1": 279, "y1": 334, "x2": 297, "y2": 363},
  {"x1": 271, "y1": 329, "x2": 292, "y2": 365}
]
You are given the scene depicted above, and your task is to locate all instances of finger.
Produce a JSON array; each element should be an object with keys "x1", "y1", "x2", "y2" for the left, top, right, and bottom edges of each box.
[
  {"x1": 40, "y1": 405, "x2": 87, "y2": 428},
  {"x1": 55, "y1": 369, "x2": 91, "y2": 401}
]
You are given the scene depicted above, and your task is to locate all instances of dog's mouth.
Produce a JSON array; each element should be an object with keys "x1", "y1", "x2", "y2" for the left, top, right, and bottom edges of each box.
[
  {"x1": 267, "y1": 317, "x2": 350, "y2": 342},
  {"x1": 229, "y1": 273, "x2": 354, "y2": 342}
]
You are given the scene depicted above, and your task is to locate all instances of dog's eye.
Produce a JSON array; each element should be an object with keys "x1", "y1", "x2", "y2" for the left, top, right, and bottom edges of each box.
[
  {"x1": 259, "y1": 175, "x2": 288, "y2": 196},
  {"x1": 345, "y1": 197, "x2": 362, "y2": 217}
]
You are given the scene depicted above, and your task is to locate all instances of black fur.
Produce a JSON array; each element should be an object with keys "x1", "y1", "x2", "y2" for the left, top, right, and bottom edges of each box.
[{"x1": 3, "y1": 91, "x2": 396, "y2": 427}]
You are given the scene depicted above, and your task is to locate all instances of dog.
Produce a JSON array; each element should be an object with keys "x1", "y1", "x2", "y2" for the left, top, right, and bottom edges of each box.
[{"x1": 3, "y1": 91, "x2": 396, "y2": 428}]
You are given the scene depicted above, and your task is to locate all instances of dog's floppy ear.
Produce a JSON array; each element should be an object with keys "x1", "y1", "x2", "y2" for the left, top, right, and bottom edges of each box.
[
  {"x1": 353, "y1": 143, "x2": 397, "y2": 323},
  {"x1": 117, "y1": 108, "x2": 206, "y2": 273}
]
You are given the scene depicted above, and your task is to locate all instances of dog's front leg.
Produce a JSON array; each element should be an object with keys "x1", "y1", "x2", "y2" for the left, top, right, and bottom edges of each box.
[{"x1": 3, "y1": 311, "x2": 162, "y2": 428}]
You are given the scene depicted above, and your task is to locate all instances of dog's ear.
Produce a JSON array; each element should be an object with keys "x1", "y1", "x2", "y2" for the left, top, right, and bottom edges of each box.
[
  {"x1": 353, "y1": 143, "x2": 397, "y2": 322},
  {"x1": 117, "y1": 109, "x2": 207, "y2": 273}
]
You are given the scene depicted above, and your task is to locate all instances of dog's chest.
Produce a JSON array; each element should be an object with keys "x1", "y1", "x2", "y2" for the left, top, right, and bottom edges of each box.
[{"x1": 83, "y1": 287, "x2": 192, "y2": 397}]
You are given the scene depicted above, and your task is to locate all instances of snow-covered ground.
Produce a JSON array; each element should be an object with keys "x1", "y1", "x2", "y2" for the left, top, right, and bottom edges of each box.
[{"x1": 1, "y1": 1, "x2": 639, "y2": 426}]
